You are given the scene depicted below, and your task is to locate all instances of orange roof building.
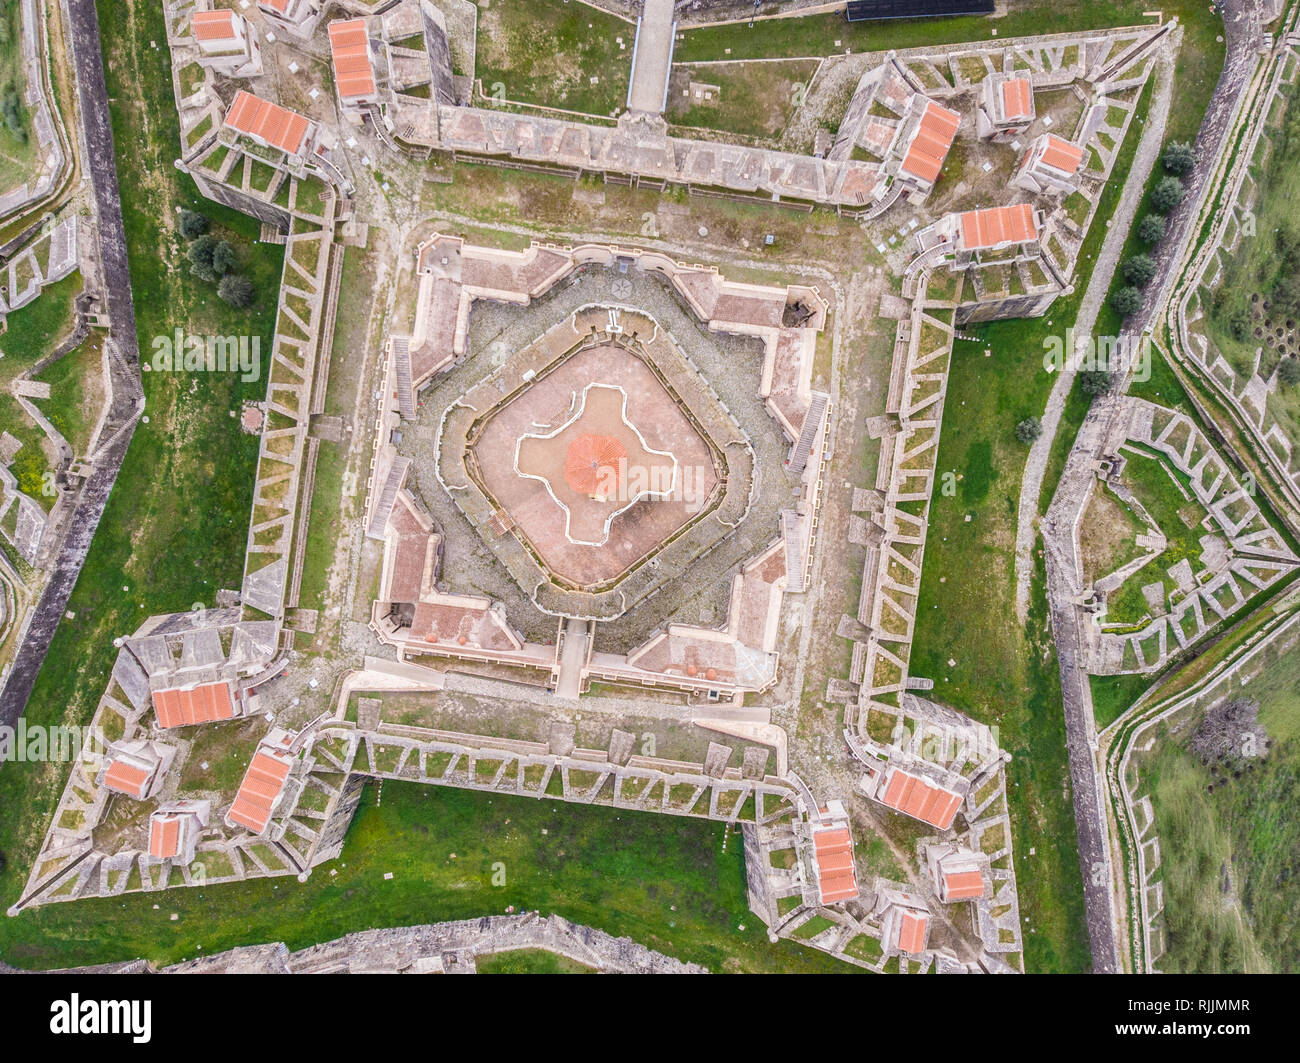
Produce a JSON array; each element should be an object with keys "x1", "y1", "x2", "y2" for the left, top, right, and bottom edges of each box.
[
  {"x1": 328, "y1": 19, "x2": 378, "y2": 107},
  {"x1": 100, "y1": 740, "x2": 173, "y2": 800},
  {"x1": 954, "y1": 203, "x2": 1040, "y2": 252},
  {"x1": 224, "y1": 91, "x2": 314, "y2": 156},
  {"x1": 894, "y1": 98, "x2": 960, "y2": 191},
  {"x1": 881, "y1": 903, "x2": 930, "y2": 956},
  {"x1": 979, "y1": 73, "x2": 1035, "y2": 141},
  {"x1": 193, "y1": 9, "x2": 240, "y2": 45},
  {"x1": 876, "y1": 766, "x2": 965, "y2": 829},
  {"x1": 192, "y1": 10, "x2": 262, "y2": 77},
  {"x1": 257, "y1": 0, "x2": 321, "y2": 38},
  {"x1": 226, "y1": 734, "x2": 296, "y2": 835},
  {"x1": 1015, "y1": 132, "x2": 1087, "y2": 194},
  {"x1": 147, "y1": 802, "x2": 209, "y2": 864},
  {"x1": 927, "y1": 844, "x2": 993, "y2": 904},
  {"x1": 152, "y1": 680, "x2": 238, "y2": 729},
  {"x1": 811, "y1": 812, "x2": 859, "y2": 905}
]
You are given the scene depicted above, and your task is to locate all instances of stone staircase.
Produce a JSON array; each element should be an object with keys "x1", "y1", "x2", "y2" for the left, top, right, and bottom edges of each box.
[
  {"x1": 392, "y1": 336, "x2": 416, "y2": 420},
  {"x1": 787, "y1": 391, "x2": 829, "y2": 474},
  {"x1": 366, "y1": 457, "x2": 411, "y2": 540},
  {"x1": 781, "y1": 509, "x2": 807, "y2": 593}
]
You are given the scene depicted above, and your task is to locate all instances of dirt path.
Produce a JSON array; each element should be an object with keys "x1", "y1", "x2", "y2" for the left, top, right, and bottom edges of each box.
[{"x1": 1011, "y1": 45, "x2": 1175, "y2": 624}]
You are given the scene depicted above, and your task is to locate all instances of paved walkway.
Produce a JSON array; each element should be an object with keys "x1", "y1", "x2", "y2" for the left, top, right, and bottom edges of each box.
[
  {"x1": 556, "y1": 618, "x2": 588, "y2": 699},
  {"x1": 627, "y1": 0, "x2": 675, "y2": 114}
]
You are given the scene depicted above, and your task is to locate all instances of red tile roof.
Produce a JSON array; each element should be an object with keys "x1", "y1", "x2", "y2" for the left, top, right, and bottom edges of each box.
[
  {"x1": 228, "y1": 748, "x2": 294, "y2": 834},
  {"x1": 149, "y1": 814, "x2": 183, "y2": 859},
  {"x1": 999, "y1": 77, "x2": 1034, "y2": 122},
  {"x1": 329, "y1": 19, "x2": 376, "y2": 100},
  {"x1": 900, "y1": 100, "x2": 960, "y2": 185},
  {"x1": 944, "y1": 869, "x2": 987, "y2": 900},
  {"x1": 896, "y1": 909, "x2": 929, "y2": 955},
  {"x1": 224, "y1": 90, "x2": 311, "y2": 154},
  {"x1": 152, "y1": 681, "x2": 236, "y2": 729},
  {"x1": 103, "y1": 759, "x2": 151, "y2": 799},
  {"x1": 812, "y1": 826, "x2": 859, "y2": 904},
  {"x1": 193, "y1": 9, "x2": 239, "y2": 42},
  {"x1": 259, "y1": 0, "x2": 295, "y2": 13},
  {"x1": 1038, "y1": 134, "x2": 1085, "y2": 175},
  {"x1": 957, "y1": 203, "x2": 1039, "y2": 250},
  {"x1": 880, "y1": 768, "x2": 963, "y2": 829}
]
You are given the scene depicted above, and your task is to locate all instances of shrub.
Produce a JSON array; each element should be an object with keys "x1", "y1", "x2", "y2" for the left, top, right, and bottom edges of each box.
[
  {"x1": 187, "y1": 233, "x2": 219, "y2": 281},
  {"x1": 218, "y1": 273, "x2": 255, "y2": 308},
  {"x1": 1137, "y1": 214, "x2": 1166, "y2": 244},
  {"x1": 1151, "y1": 176, "x2": 1185, "y2": 213},
  {"x1": 1123, "y1": 254, "x2": 1157, "y2": 288},
  {"x1": 1279, "y1": 357, "x2": 1300, "y2": 387},
  {"x1": 1110, "y1": 285, "x2": 1144, "y2": 317},
  {"x1": 211, "y1": 240, "x2": 238, "y2": 276},
  {"x1": 1162, "y1": 141, "x2": 1196, "y2": 175},
  {"x1": 1080, "y1": 368, "x2": 1115, "y2": 397},
  {"x1": 1015, "y1": 417, "x2": 1042, "y2": 444},
  {"x1": 179, "y1": 210, "x2": 210, "y2": 239}
]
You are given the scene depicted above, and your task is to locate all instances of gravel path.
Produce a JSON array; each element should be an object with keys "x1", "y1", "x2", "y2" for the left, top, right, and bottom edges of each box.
[{"x1": 1011, "y1": 45, "x2": 1175, "y2": 625}]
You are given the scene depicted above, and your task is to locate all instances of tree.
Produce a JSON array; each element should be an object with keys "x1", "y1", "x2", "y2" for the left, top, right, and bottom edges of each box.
[
  {"x1": 218, "y1": 273, "x2": 255, "y2": 308},
  {"x1": 1079, "y1": 368, "x2": 1114, "y2": 397},
  {"x1": 1162, "y1": 140, "x2": 1196, "y2": 175},
  {"x1": 1279, "y1": 357, "x2": 1300, "y2": 387},
  {"x1": 1015, "y1": 417, "x2": 1042, "y2": 444},
  {"x1": 1123, "y1": 254, "x2": 1157, "y2": 288},
  {"x1": 1190, "y1": 696, "x2": 1267, "y2": 769},
  {"x1": 1137, "y1": 214, "x2": 1166, "y2": 244},
  {"x1": 179, "y1": 210, "x2": 209, "y2": 239},
  {"x1": 1150, "y1": 176, "x2": 1185, "y2": 213},
  {"x1": 187, "y1": 233, "x2": 219, "y2": 281},
  {"x1": 1110, "y1": 285, "x2": 1143, "y2": 317},
  {"x1": 211, "y1": 240, "x2": 238, "y2": 276},
  {"x1": 1, "y1": 84, "x2": 26, "y2": 142}
]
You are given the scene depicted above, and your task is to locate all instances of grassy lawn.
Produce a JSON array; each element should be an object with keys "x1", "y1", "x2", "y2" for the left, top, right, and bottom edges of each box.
[
  {"x1": 0, "y1": 273, "x2": 87, "y2": 506},
  {"x1": 667, "y1": 59, "x2": 819, "y2": 144},
  {"x1": 33, "y1": 334, "x2": 107, "y2": 459},
  {"x1": 1091, "y1": 671, "x2": 1153, "y2": 729},
  {"x1": 1144, "y1": 670, "x2": 1300, "y2": 976},
  {"x1": 1103, "y1": 448, "x2": 1207, "y2": 627},
  {"x1": 0, "y1": 1, "x2": 38, "y2": 193},
  {"x1": 473, "y1": 0, "x2": 633, "y2": 117},
  {"x1": 477, "y1": 948, "x2": 595, "y2": 973},
  {"x1": 678, "y1": 1, "x2": 1218, "y2": 71},
  {"x1": 1201, "y1": 76, "x2": 1300, "y2": 444},
  {"x1": 0, "y1": 782, "x2": 857, "y2": 973},
  {"x1": 0, "y1": 0, "x2": 282, "y2": 936}
]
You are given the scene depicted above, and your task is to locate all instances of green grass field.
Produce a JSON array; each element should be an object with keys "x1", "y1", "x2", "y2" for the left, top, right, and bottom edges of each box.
[
  {"x1": 473, "y1": 0, "x2": 633, "y2": 117},
  {"x1": 0, "y1": 781, "x2": 856, "y2": 973},
  {"x1": 678, "y1": 0, "x2": 1220, "y2": 84},
  {"x1": 1201, "y1": 77, "x2": 1300, "y2": 445},
  {"x1": 0, "y1": 273, "x2": 85, "y2": 506},
  {"x1": 1103, "y1": 449, "x2": 1206, "y2": 626},
  {"x1": 0, "y1": 0, "x2": 284, "y2": 948},
  {"x1": 0, "y1": 1, "x2": 37, "y2": 193}
]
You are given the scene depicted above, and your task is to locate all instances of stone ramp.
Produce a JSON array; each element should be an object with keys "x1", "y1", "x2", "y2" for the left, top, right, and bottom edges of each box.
[{"x1": 627, "y1": 0, "x2": 675, "y2": 115}]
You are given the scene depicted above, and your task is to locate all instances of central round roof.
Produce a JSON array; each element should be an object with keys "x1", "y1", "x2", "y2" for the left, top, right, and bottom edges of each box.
[{"x1": 565, "y1": 433, "x2": 627, "y2": 495}]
